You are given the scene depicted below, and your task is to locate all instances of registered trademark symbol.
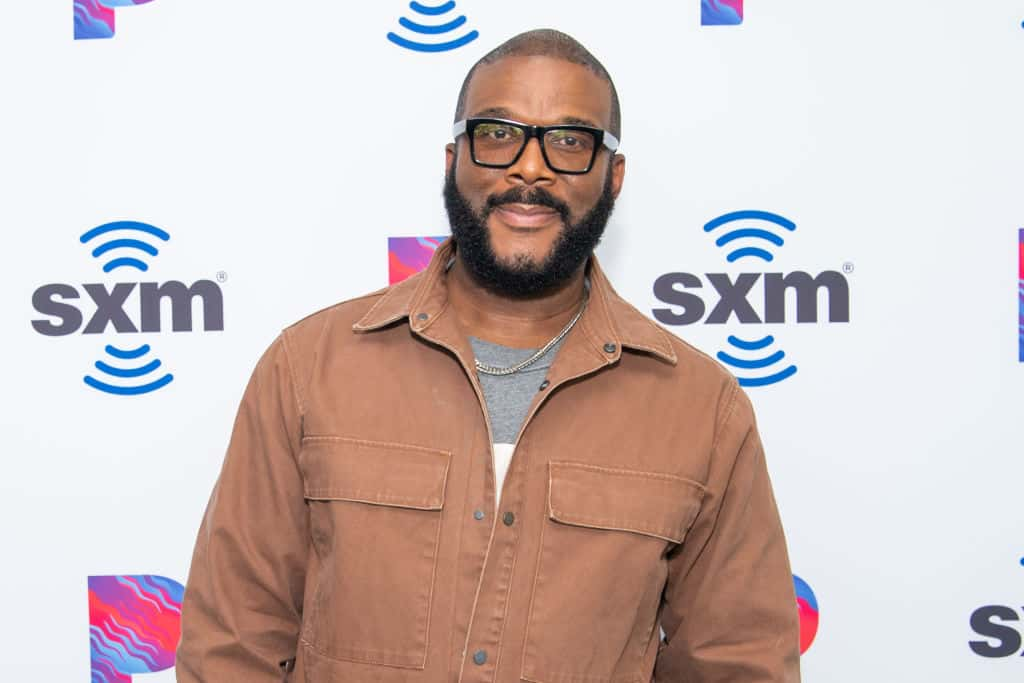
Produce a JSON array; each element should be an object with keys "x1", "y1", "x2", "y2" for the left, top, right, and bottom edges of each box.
[
  {"x1": 842, "y1": 262, "x2": 854, "y2": 274},
  {"x1": 216, "y1": 271, "x2": 228, "y2": 283}
]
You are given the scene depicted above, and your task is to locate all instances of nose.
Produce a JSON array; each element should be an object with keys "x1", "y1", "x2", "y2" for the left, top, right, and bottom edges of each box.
[{"x1": 505, "y1": 136, "x2": 555, "y2": 186}]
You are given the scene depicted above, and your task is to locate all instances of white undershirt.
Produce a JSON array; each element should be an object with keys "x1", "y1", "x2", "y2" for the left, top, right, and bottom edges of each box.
[{"x1": 492, "y1": 442, "x2": 515, "y2": 512}]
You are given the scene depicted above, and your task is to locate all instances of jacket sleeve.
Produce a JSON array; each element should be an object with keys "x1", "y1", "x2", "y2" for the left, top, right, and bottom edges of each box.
[
  {"x1": 654, "y1": 382, "x2": 801, "y2": 682},
  {"x1": 176, "y1": 333, "x2": 308, "y2": 681}
]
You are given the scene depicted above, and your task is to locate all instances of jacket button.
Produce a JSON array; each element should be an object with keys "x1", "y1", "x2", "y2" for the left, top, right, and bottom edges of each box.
[
  {"x1": 538, "y1": 380, "x2": 550, "y2": 391},
  {"x1": 502, "y1": 511, "x2": 515, "y2": 526},
  {"x1": 603, "y1": 342, "x2": 617, "y2": 353},
  {"x1": 416, "y1": 312, "x2": 429, "y2": 321},
  {"x1": 473, "y1": 509, "x2": 484, "y2": 520},
  {"x1": 473, "y1": 649, "x2": 487, "y2": 665}
]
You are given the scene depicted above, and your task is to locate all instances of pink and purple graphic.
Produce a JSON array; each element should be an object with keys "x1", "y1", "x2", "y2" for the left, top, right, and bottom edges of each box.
[
  {"x1": 74, "y1": 0, "x2": 156, "y2": 40},
  {"x1": 388, "y1": 236, "x2": 447, "y2": 285},
  {"x1": 88, "y1": 574, "x2": 183, "y2": 682},
  {"x1": 793, "y1": 574, "x2": 819, "y2": 654},
  {"x1": 702, "y1": 0, "x2": 743, "y2": 26},
  {"x1": 1018, "y1": 229, "x2": 1023, "y2": 362}
]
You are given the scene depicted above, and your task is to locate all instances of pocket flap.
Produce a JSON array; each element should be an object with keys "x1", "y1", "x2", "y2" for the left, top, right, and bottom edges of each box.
[
  {"x1": 300, "y1": 437, "x2": 450, "y2": 510},
  {"x1": 547, "y1": 461, "x2": 705, "y2": 543}
]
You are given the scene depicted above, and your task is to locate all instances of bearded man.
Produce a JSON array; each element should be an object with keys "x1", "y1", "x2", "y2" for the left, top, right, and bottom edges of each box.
[{"x1": 177, "y1": 28, "x2": 801, "y2": 683}]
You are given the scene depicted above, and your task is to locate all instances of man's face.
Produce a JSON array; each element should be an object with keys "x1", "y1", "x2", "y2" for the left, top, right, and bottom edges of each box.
[{"x1": 444, "y1": 55, "x2": 625, "y2": 298}]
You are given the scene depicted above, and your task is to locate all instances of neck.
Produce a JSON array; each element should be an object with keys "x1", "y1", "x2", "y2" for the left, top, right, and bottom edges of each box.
[{"x1": 447, "y1": 254, "x2": 588, "y2": 349}]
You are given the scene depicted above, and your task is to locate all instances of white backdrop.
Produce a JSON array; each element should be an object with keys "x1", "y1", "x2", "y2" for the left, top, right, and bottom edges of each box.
[{"x1": 1, "y1": 1, "x2": 1022, "y2": 681}]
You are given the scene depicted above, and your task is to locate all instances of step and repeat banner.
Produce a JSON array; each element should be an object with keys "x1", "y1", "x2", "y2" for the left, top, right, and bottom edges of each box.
[{"x1": 1, "y1": 1, "x2": 1021, "y2": 681}]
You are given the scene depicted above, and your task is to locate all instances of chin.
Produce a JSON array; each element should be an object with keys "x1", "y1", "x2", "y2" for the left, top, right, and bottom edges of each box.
[
  {"x1": 488, "y1": 230, "x2": 562, "y2": 266},
  {"x1": 492, "y1": 248, "x2": 547, "y2": 272}
]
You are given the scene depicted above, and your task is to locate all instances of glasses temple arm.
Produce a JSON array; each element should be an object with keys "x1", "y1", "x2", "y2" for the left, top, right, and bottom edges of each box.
[{"x1": 603, "y1": 131, "x2": 619, "y2": 152}]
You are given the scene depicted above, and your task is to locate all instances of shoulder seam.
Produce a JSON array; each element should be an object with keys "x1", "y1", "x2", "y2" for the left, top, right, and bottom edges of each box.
[
  {"x1": 279, "y1": 329, "x2": 305, "y2": 418},
  {"x1": 351, "y1": 286, "x2": 396, "y2": 330},
  {"x1": 612, "y1": 297, "x2": 678, "y2": 362},
  {"x1": 663, "y1": 327, "x2": 732, "y2": 376},
  {"x1": 285, "y1": 287, "x2": 388, "y2": 331},
  {"x1": 709, "y1": 378, "x2": 741, "y2": 455}
]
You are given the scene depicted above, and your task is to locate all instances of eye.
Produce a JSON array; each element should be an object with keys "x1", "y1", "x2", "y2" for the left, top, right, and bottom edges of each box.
[
  {"x1": 474, "y1": 123, "x2": 522, "y2": 142},
  {"x1": 547, "y1": 129, "x2": 594, "y2": 151}
]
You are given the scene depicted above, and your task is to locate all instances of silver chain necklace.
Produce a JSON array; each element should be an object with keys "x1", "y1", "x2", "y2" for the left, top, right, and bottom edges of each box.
[{"x1": 474, "y1": 286, "x2": 589, "y2": 377}]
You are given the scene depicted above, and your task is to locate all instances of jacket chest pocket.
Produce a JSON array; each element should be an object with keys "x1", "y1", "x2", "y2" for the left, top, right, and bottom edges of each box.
[
  {"x1": 299, "y1": 437, "x2": 450, "y2": 670},
  {"x1": 522, "y1": 461, "x2": 705, "y2": 683}
]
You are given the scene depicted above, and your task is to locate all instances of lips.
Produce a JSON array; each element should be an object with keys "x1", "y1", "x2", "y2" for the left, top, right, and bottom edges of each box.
[{"x1": 493, "y1": 203, "x2": 560, "y2": 229}]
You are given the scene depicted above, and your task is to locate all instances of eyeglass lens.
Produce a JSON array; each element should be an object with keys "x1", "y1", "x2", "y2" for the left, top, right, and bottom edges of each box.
[{"x1": 472, "y1": 122, "x2": 597, "y2": 172}]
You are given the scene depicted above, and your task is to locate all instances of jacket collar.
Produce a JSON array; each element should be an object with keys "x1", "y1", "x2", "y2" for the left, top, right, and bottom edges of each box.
[{"x1": 353, "y1": 238, "x2": 677, "y2": 366}]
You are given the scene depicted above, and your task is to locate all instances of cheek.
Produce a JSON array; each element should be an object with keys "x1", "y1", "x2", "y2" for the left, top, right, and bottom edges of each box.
[
  {"x1": 455, "y1": 162, "x2": 494, "y2": 212},
  {"x1": 564, "y1": 179, "x2": 605, "y2": 220}
]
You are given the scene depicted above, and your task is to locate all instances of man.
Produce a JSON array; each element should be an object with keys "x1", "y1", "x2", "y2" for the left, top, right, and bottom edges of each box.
[{"x1": 177, "y1": 29, "x2": 801, "y2": 683}]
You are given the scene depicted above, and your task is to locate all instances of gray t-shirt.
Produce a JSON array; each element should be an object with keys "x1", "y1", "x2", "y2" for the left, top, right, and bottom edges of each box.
[
  {"x1": 470, "y1": 335, "x2": 564, "y2": 443},
  {"x1": 470, "y1": 335, "x2": 565, "y2": 508}
]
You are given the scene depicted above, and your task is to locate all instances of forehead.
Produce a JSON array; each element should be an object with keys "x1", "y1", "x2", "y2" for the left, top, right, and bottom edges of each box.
[{"x1": 462, "y1": 55, "x2": 613, "y2": 128}]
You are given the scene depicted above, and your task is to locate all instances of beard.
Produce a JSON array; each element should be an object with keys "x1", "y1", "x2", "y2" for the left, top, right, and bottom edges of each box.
[{"x1": 442, "y1": 160, "x2": 616, "y2": 299}]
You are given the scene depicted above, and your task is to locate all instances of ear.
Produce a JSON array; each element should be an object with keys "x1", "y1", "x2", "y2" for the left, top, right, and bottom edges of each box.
[
  {"x1": 609, "y1": 153, "x2": 626, "y2": 199},
  {"x1": 445, "y1": 143, "x2": 456, "y2": 175}
]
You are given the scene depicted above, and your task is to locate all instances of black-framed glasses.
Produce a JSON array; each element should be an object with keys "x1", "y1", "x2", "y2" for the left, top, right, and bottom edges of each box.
[{"x1": 452, "y1": 117, "x2": 619, "y2": 175}]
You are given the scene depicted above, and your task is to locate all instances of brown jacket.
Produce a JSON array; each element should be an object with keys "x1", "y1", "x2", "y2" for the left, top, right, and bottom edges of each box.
[{"x1": 176, "y1": 239, "x2": 801, "y2": 682}]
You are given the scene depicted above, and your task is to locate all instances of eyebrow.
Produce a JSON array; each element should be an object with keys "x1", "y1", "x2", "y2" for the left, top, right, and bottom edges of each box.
[{"x1": 469, "y1": 107, "x2": 602, "y2": 129}]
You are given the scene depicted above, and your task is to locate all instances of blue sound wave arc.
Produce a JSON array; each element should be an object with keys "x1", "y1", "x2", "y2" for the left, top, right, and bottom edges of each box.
[
  {"x1": 703, "y1": 210, "x2": 797, "y2": 264},
  {"x1": 102, "y1": 257, "x2": 149, "y2": 272},
  {"x1": 410, "y1": 0, "x2": 454, "y2": 13},
  {"x1": 717, "y1": 335, "x2": 798, "y2": 387},
  {"x1": 80, "y1": 221, "x2": 170, "y2": 243},
  {"x1": 399, "y1": 15, "x2": 466, "y2": 34},
  {"x1": 80, "y1": 220, "x2": 170, "y2": 273},
  {"x1": 717, "y1": 349, "x2": 785, "y2": 369},
  {"x1": 84, "y1": 344, "x2": 173, "y2": 396},
  {"x1": 91, "y1": 239, "x2": 159, "y2": 258},
  {"x1": 387, "y1": 30, "x2": 478, "y2": 52},
  {"x1": 703, "y1": 211, "x2": 796, "y2": 233},
  {"x1": 726, "y1": 247, "x2": 774, "y2": 263},
  {"x1": 714, "y1": 229, "x2": 785, "y2": 248},
  {"x1": 736, "y1": 366, "x2": 798, "y2": 387},
  {"x1": 94, "y1": 359, "x2": 162, "y2": 378},
  {"x1": 84, "y1": 374, "x2": 174, "y2": 395},
  {"x1": 387, "y1": 0, "x2": 478, "y2": 52},
  {"x1": 106, "y1": 344, "x2": 150, "y2": 359},
  {"x1": 727, "y1": 334, "x2": 773, "y2": 351}
]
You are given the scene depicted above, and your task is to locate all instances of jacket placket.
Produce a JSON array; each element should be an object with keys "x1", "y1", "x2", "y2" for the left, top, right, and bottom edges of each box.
[{"x1": 412, "y1": 298, "x2": 621, "y2": 683}]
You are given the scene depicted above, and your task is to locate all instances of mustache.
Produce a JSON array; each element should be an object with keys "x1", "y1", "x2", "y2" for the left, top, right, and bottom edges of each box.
[{"x1": 483, "y1": 187, "x2": 570, "y2": 223}]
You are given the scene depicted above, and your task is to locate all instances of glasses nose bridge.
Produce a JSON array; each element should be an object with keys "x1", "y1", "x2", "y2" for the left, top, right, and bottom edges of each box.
[
  {"x1": 519, "y1": 124, "x2": 546, "y2": 155},
  {"x1": 511, "y1": 124, "x2": 552, "y2": 175},
  {"x1": 522, "y1": 123, "x2": 545, "y2": 143}
]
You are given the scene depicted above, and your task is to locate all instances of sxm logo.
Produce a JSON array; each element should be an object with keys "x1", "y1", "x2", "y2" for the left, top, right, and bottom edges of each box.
[
  {"x1": 968, "y1": 556, "x2": 1024, "y2": 658},
  {"x1": 652, "y1": 211, "x2": 851, "y2": 387},
  {"x1": 30, "y1": 220, "x2": 225, "y2": 396},
  {"x1": 702, "y1": 0, "x2": 743, "y2": 26},
  {"x1": 88, "y1": 574, "x2": 183, "y2": 682},
  {"x1": 74, "y1": 0, "x2": 156, "y2": 40},
  {"x1": 387, "y1": 1, "x2": 479, "y2": 53}
]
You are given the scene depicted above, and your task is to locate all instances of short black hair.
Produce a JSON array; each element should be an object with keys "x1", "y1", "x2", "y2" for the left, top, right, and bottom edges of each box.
[{"x1": 454, "y1": 29, "x2": 621, "y2": 140}]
